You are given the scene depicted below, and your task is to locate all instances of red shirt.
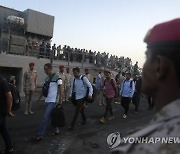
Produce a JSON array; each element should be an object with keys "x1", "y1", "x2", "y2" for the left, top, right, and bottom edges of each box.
[{"x1": 104, "y1": 78, "x2": 117, "y2": 98}]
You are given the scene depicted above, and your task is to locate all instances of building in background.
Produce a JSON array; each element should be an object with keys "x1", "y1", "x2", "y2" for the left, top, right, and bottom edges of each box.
[{"x1": 0, "y1": 5, "x2": 54, "y2": 55}]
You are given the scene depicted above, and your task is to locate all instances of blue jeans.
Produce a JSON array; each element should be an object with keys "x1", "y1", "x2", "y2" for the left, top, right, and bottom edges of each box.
[{"x1": 37, "y1": 102, "x2": 56, "y2": 136}]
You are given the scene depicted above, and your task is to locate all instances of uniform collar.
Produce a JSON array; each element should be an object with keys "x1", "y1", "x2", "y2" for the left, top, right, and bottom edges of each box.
[
  {"x1": 112, "y1": 99, "x2": 180, "y2": 153},
  {"x1": 29, "y1": 69, "x2": 36, "y2": 73},
  {"x1": 151, "y1": 99, "x2": 180, "y2": 123}
]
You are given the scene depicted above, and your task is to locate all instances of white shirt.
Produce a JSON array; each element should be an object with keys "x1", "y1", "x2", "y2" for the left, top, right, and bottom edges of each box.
[
  {"x1": 45, "y1": 73, "x2": 62, "y2": 103},
  {"x1": 70, "y1": 75, "x2": 93, "y2": 100}
]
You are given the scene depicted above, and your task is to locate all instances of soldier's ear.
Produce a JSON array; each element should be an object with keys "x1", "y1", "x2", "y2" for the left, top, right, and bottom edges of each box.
[{"x1": 154, "y1": 56, "x2": 168, "y2": 81}]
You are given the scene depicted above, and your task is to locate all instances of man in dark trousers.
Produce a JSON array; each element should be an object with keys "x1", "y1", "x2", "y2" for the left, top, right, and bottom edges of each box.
[
  {"x1": 0, "y1": 76, "x2": 14, "y2": 153},
  {"x1": 68, "y1": 67, "x2": 93, "y2": 130},
  {"x1": 119, "y1": 72, "x2": 135, "y2": 119},
  {"x1": 132, "y1": 75, "x2": 142, "y2": 113}
]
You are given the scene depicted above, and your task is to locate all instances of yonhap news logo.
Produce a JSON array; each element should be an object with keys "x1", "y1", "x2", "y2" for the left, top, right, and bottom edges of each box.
[
  {"x1": 107, "y1": 132, "x2": 121, "y2": 149},
  {"x1": 107, "y1": 132, "x2": 180, "y2": 149}
]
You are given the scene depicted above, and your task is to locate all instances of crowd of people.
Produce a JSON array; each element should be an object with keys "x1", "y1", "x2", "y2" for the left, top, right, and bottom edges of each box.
[
  {"x1": 26, "y1": 40, "x2": 140, "y2": 74},
  {"x1": 1, "y1": 19, "x2": 180, "y2": 154},
  {"x1": 0, "y1": 61, "x2": 150, "y2": 152}
]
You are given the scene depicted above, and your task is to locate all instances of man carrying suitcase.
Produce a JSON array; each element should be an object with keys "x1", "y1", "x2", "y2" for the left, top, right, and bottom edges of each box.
[{"x1": 34, "y1": 63, "x2": 63, "y2": 141}]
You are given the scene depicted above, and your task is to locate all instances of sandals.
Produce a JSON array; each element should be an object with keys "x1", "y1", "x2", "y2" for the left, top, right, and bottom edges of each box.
[
  {"x1": 67, "y1": 125, "x2": 75, "y2": 131},
  {"x1": 32, "y1": 135, "x2": 43, "y2": 142}
]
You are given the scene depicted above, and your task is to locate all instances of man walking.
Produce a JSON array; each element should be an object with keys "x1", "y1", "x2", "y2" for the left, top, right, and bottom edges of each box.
[
  {"x1": 119, "y1": 72, "x2": 135, "y2": 119},
  {"x1": 34, "y1": 63, "x2": 63, "y2": 141},
  {"x1": 23, "y1": 62, "x2": 37, "y2": 115},
  {"x1": 99, "y1": 70, "x2": 118, "y2": 124},
  {"x1": 132, "y1": 75, "x2": 142, "y2": 113},
  {"x1": 68, "y1": 67, "x2": 93, "y2": 130},
  {"x1": 0, "y1": 76, "x2": 14, "y2": 153},
  {"x1": 115, "y1": 72, "x2": 126, "y2": 104}
]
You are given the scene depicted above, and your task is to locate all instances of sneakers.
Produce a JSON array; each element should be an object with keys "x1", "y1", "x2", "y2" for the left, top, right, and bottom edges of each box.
[
  {"x1": 28, "y1": 110, "x2": 34, "y2": 115},
  {"x1": 99, "y1": 117, "x2": 106, "y2": 124},
  {"x1": 114, "y1": 102, "x2": 121, "y2": 105},
  {"x1": 107, "y1": 116, "x2": 114, "y2": 121},
  {"x1": 67, "y1": 125, "x2": 75, "y2": 131},
  {"x1": 123, "y1": 114, "x2": 127, "y2": 119},
  {"x1": 24, "y1": 111, "x2": 28, "y2": 115},
  {"x1": 24, "y1": 110, "x2": 34, "y2": 115},
  {"x1": 54, "y1": 127, "x2": 60, "y2": 134},
  {"x1": 84, "y1": 103, "x2": 88, "y2": 108},
  {"x1": 3, "y1": 148, "x2": 14, "y2": 153},
  {"x1": 99, "y1": 103, "x2": 103, "y2": 106},
  {"x1": 78, "y1": 121, "x2": 87, "y2": 126}
]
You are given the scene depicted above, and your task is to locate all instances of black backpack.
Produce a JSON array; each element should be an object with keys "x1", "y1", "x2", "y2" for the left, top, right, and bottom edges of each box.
[
  {"x1": 42, "y1": 73, "x2": 56, "y2": 97},
  {"x1": 81, "y1": 75, "x2": 97, "y2": 103}
]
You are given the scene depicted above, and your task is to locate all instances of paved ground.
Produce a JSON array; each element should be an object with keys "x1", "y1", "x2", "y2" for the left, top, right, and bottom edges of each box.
[{"x1": 0, "y1": 92, "x2": 155, "y2": 154}]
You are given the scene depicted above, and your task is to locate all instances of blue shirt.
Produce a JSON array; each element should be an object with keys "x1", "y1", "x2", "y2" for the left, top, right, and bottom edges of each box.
[
  {"x1": 70, "y1": 75, "x2": 93, "y2": 100},
  {"x1": 95, "y1": 73, "x2": 104, "y2": 90},
  {"x1": 120, "y1": 79, "x2": 135, "y2": 98}
]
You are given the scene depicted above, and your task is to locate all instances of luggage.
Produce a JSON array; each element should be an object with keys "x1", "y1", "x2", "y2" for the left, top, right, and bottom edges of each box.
[{"x1": 51, "y1": 104, "x2": 65, "y2": 127}]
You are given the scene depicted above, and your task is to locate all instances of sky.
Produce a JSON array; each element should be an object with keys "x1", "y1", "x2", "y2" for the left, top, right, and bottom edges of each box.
[{"x1": 1, "y1": 0, "x2": 180, "y2": 67}]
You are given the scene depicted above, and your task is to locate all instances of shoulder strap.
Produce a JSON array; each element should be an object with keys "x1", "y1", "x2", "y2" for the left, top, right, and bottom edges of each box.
[
  {"x1": 111, "y1": 79, "x2": 115, "y2": 88},
  {"x1": 130, "y1": 80, "x2": 133, "y2": 88},
  {"x1": 81, "y1": 75, "x2": 86, "y2": 86},
  {"x1": 72, "y1": 78, "x2": 75, "y2": 92},
  {"x1": 81, "y1": 75, "x2": 86, "y2": 80},
  {"x1": 111, "y1": 79, "x2": 118, "y2": 95},
  {"x1": 104, "y1": 79, "x2": 108, "y2": 86}
]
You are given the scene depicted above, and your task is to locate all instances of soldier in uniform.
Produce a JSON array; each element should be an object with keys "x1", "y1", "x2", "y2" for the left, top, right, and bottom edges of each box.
[
  {"x1": 113, "y1": 19, "x2": 180, "y2": 154},
  {"x1": 96, "y1": 67, "x2": 105, "y2": 106},
  {"x1": 64, "y1": 67, "x2": 72, "y2": 102},
  {"x1": 23, "y1": 62, "x2": 37, "y2": 115},
  {"x1": 84, "y1": 68, "x2": 91, "y2": 82},
  {"x1": 58, "y1": 65, "x2": 66, "y2": 102}
]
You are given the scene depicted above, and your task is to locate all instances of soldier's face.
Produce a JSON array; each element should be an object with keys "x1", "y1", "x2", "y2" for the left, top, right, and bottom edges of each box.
[
  {"x1": 60, "y1": 68, "x2": 64, "y2": 73},
  {"x1": 85, "y1": 71, "x2": 89, "y2": 74},
  {"x1": 29, "y1": 65, "x2": 34, "y2": 70},
  {"x1": 142, "y1": 50, "x2": 157, "y2": 96}
]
